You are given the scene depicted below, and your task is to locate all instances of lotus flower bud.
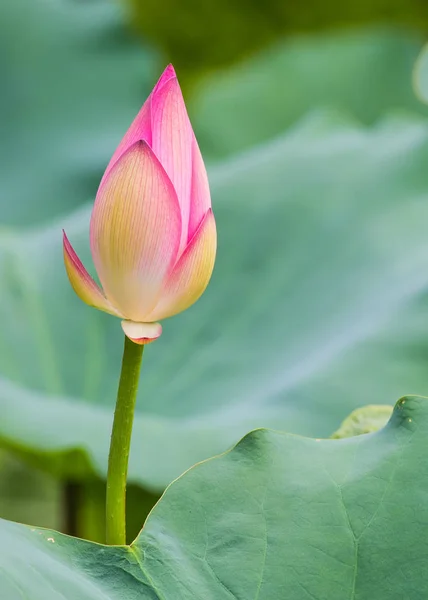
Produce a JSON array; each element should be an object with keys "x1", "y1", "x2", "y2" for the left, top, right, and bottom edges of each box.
[{"x1": 63, "y1": 65, "x2": 216, "y2": 344}]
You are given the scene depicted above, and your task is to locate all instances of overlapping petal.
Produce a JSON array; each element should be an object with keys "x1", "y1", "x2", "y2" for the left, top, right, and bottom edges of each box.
[
  {"x1": 151, "y1": 72, "x2": 193, "y2": 251},
  {"x1": 147, "y1": 209, "x2": 216, "y2": 321},
  {"x1": 63, "y1": 232, "x2": 120, "y2": 316},
  {"x1": 90, "y1": 141, "x2": 181, "y2": 321},
  {"x1": 152, "y1": 63, "x2": 176, "y2": 95},
  {"x1": 101, "y1": 100, "x2": 152, "y2": 185},
  {"x1": 188, "y1": 135, "x2": 212, "y2": 241}
]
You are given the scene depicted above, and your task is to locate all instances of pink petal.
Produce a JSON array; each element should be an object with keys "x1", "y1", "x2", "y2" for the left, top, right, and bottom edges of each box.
[
  {"x1": 152, "y1": 64, "x2": 177, "y2": 94},
  {"x1": 147, "y1": 209, "x2": 216, "y2": 322},
  {"x1": 63, "y1": 231, "x2": 121, "y2": 316},
  {"x1": 121, "y1": 320, "x2": 162, "y2": 345},
  {"x1": 151, "y1": 73, "x2": 193, "y2": 252},
  {"x1": 101, "y1": 65, "x2": 178, "y2": 189},
  {"x1": 90, "y1": 141, "x2": 181, "y2": 322},
  {"x1": 188, "y1": 134, "x2": 212, "y2": 241},
  {"x1": 101, "y1": 98, "x2": 152, "y2": 187}
]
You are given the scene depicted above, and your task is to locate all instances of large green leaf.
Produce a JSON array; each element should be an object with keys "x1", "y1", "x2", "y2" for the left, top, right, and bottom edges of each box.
[
  {"x1": 1, "y1": 395, "x2": 428, "y2": 598},
  {"x1": 0, "y1": 0, "x2": 157, "y2": 225},
  {"x1": 2, "y1": 113, "x2": 428, "y2": 490},
  {"x1": 192, "y1": 28, "x2": 428, "y2": 158}
]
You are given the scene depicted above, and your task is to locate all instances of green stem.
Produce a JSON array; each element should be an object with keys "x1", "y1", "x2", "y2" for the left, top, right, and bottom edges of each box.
[{"x1": 106, "y1": 335, "x2": 144, "y2": 545}]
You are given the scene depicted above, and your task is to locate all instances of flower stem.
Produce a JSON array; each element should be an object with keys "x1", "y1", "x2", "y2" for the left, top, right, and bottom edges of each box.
[{"x1": 106, "y1": 335, "x2": 144, "y2": 545}]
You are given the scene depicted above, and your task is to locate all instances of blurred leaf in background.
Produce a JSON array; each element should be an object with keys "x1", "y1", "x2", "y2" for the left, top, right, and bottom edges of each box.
[
  {"x1": 191, "y1": 28, "x2": 428, "y2": 158},
  {"x1": 0, "y1": 453, "x2": 60, "y2": 530},
  {"x1": 127, "y1": 0, "x2": 428, "y2": 81},
  {"x1": 0, "y1": 0, "x2": 158, "y2": 225},
  {"x1": 413, "y1": 41, "x2": 428, "y2": 103}
]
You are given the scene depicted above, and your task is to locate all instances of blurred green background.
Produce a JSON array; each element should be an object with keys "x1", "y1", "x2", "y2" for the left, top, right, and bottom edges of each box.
[
  {"x1": 1, "y1": 0, "x2": 428, "y2": 542},
  {"x1": 127, "y1": 0, "x2": 428, "y2": 84}
]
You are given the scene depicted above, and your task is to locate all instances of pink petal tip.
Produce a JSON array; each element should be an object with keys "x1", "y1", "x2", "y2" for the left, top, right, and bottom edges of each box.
[
  {"x1": 63, "y1": 230, "x2": 121, "y2": 317},
  {"x1": 153, "y1": 64, "x2": 177, "y2": 93}
]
